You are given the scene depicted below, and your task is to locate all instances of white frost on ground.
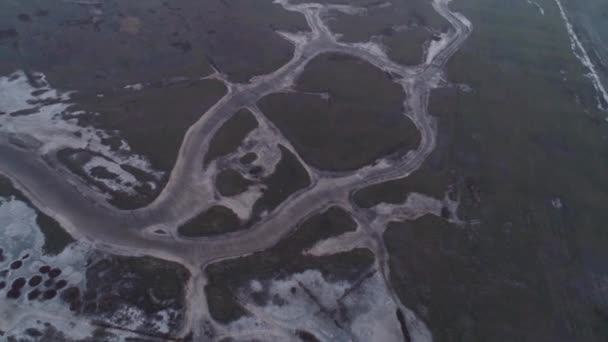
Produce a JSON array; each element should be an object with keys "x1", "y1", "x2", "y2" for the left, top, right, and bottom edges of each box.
[
  {"x1": 236, "y1": 270, "x2": 408, "y2": 342},
  {"x1": 554, "y1": 0, "x2": 608, "y2": 111},
  {"x1": 526, "y1": 0, "x2": 545, "y2": 15},
  {"x1": 425, "y1": 32, "x2": 451, "y2": 65},
  {"x1": 0, "y1": 70, "x2": 163, "y2": 194}
]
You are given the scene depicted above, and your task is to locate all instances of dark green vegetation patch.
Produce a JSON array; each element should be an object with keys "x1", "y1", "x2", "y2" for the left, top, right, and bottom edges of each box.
[
  {"x1": 178, "y1": 206, "x2": 241, "y2": 237},
  {"x1": 386, "y1": 216, "x2": 554, "y2": 342},
  {"x1": 205, "y1": 108, "x2": 259, "y2": 166},
  {"x1": 259, "y1": 53, "x2": 420, "y2": 171},
  {"x1": 251, "y1": 145, "x2": 311, "y2": 215},
  {"x1": 0, "y1": 0, "x2": 308, "y2": 86},
  {"x1": 205, "y1": 206, "x2": 369, "y2": 323},
  {"x1": 353, "y1": 88, "x2": 460, "y2": 208},
  {"x1": 383, "y1": 0, "x2": 608, "y2": 340}
]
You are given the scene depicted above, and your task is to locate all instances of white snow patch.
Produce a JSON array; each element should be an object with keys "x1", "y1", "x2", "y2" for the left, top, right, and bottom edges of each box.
[
  {"x1": 551, "y1": 197, "x2": 563, "y2": 209},
  {"x1": 240, "y1": 129, "x2": 283, "y2": 178},
  {"x1": 0, "y1": 196, "x2": 91, "y2": 335},
  {"x1": 250, "y1": 280, "x2": 263, "y2": 292},
  {"x1": 124, "y1": 83, "x2": 144, "y2": 91},
  {"x1": 305, "y1": 230, "x2": 364, "y2": 257},
  {"x1": 326, "y1": 4, "x2": 366, "y2": 16},
  {"x1": 425, "y1": 32, "x2": 451, "y2": 65},
  {"x1": 153, "y1": 309, "x2": 176, "y2": 334},
  {"x1": 0, "y1": 73, "x2": 70, "y2": 115},
  {"x1": 83, "y1": 155, "x2": 140, "y2": 193},
  {"x1": 352, "y1": 41, "x2": 390, "y2": 61},
  {"x1": 0, "y1": 70, "x2": 163, "y2": 192},
  {"x1": 219, "y1": 184, "x2": 265, "y2": 221},
  {"x1": 375, "y1": 192, "x2": 444, "y2": 220},
  {"x1": 237, "y1": 270, "x2": 420, "y2": 342}
]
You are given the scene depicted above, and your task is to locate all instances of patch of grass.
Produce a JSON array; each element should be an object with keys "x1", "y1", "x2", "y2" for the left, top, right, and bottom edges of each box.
[
  {"x1": 259, "y1": 53, "x2": 420, "y2": 171},
  {"x1": 216, "y1": 169, "x2": 254, "y2": 197},
  {"x1": 205, "y1": 108, "x2": 259, "y2": 166},
  {"x1": 381, "y1": 0, "x2": 608, "y2": 340},
  {"x1": 384, "y1": 26, "x2": 432, "y2": 66},
  {"x1": 0, "y1": 175, "x2": 22, "y2": 199},
  {"x1": 35, "y1": 213, "x2": 75, "y2": 256},
  {"x1": 0, "y1": 0, "x2": 309, "y2": 86},
  {"x1": 72, "y1": 79, "x2": 226, "y2": 173},
  {"x1": 385, "y1": 215, "x2": 554, "y2": 342},
  {"x1": 178, "y1": 206, "x2": 241, "y2": 237}
]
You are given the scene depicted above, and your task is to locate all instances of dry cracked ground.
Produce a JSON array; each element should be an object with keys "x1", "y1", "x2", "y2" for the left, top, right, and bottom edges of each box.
[{"x1": 1, "y1": 0, "x2": 608, "y2": 341}]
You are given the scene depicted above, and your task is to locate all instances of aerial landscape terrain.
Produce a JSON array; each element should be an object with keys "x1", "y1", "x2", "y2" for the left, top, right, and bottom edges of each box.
[{"x1": 0, "y1": 0, "x2": 607, "y2": 341}]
